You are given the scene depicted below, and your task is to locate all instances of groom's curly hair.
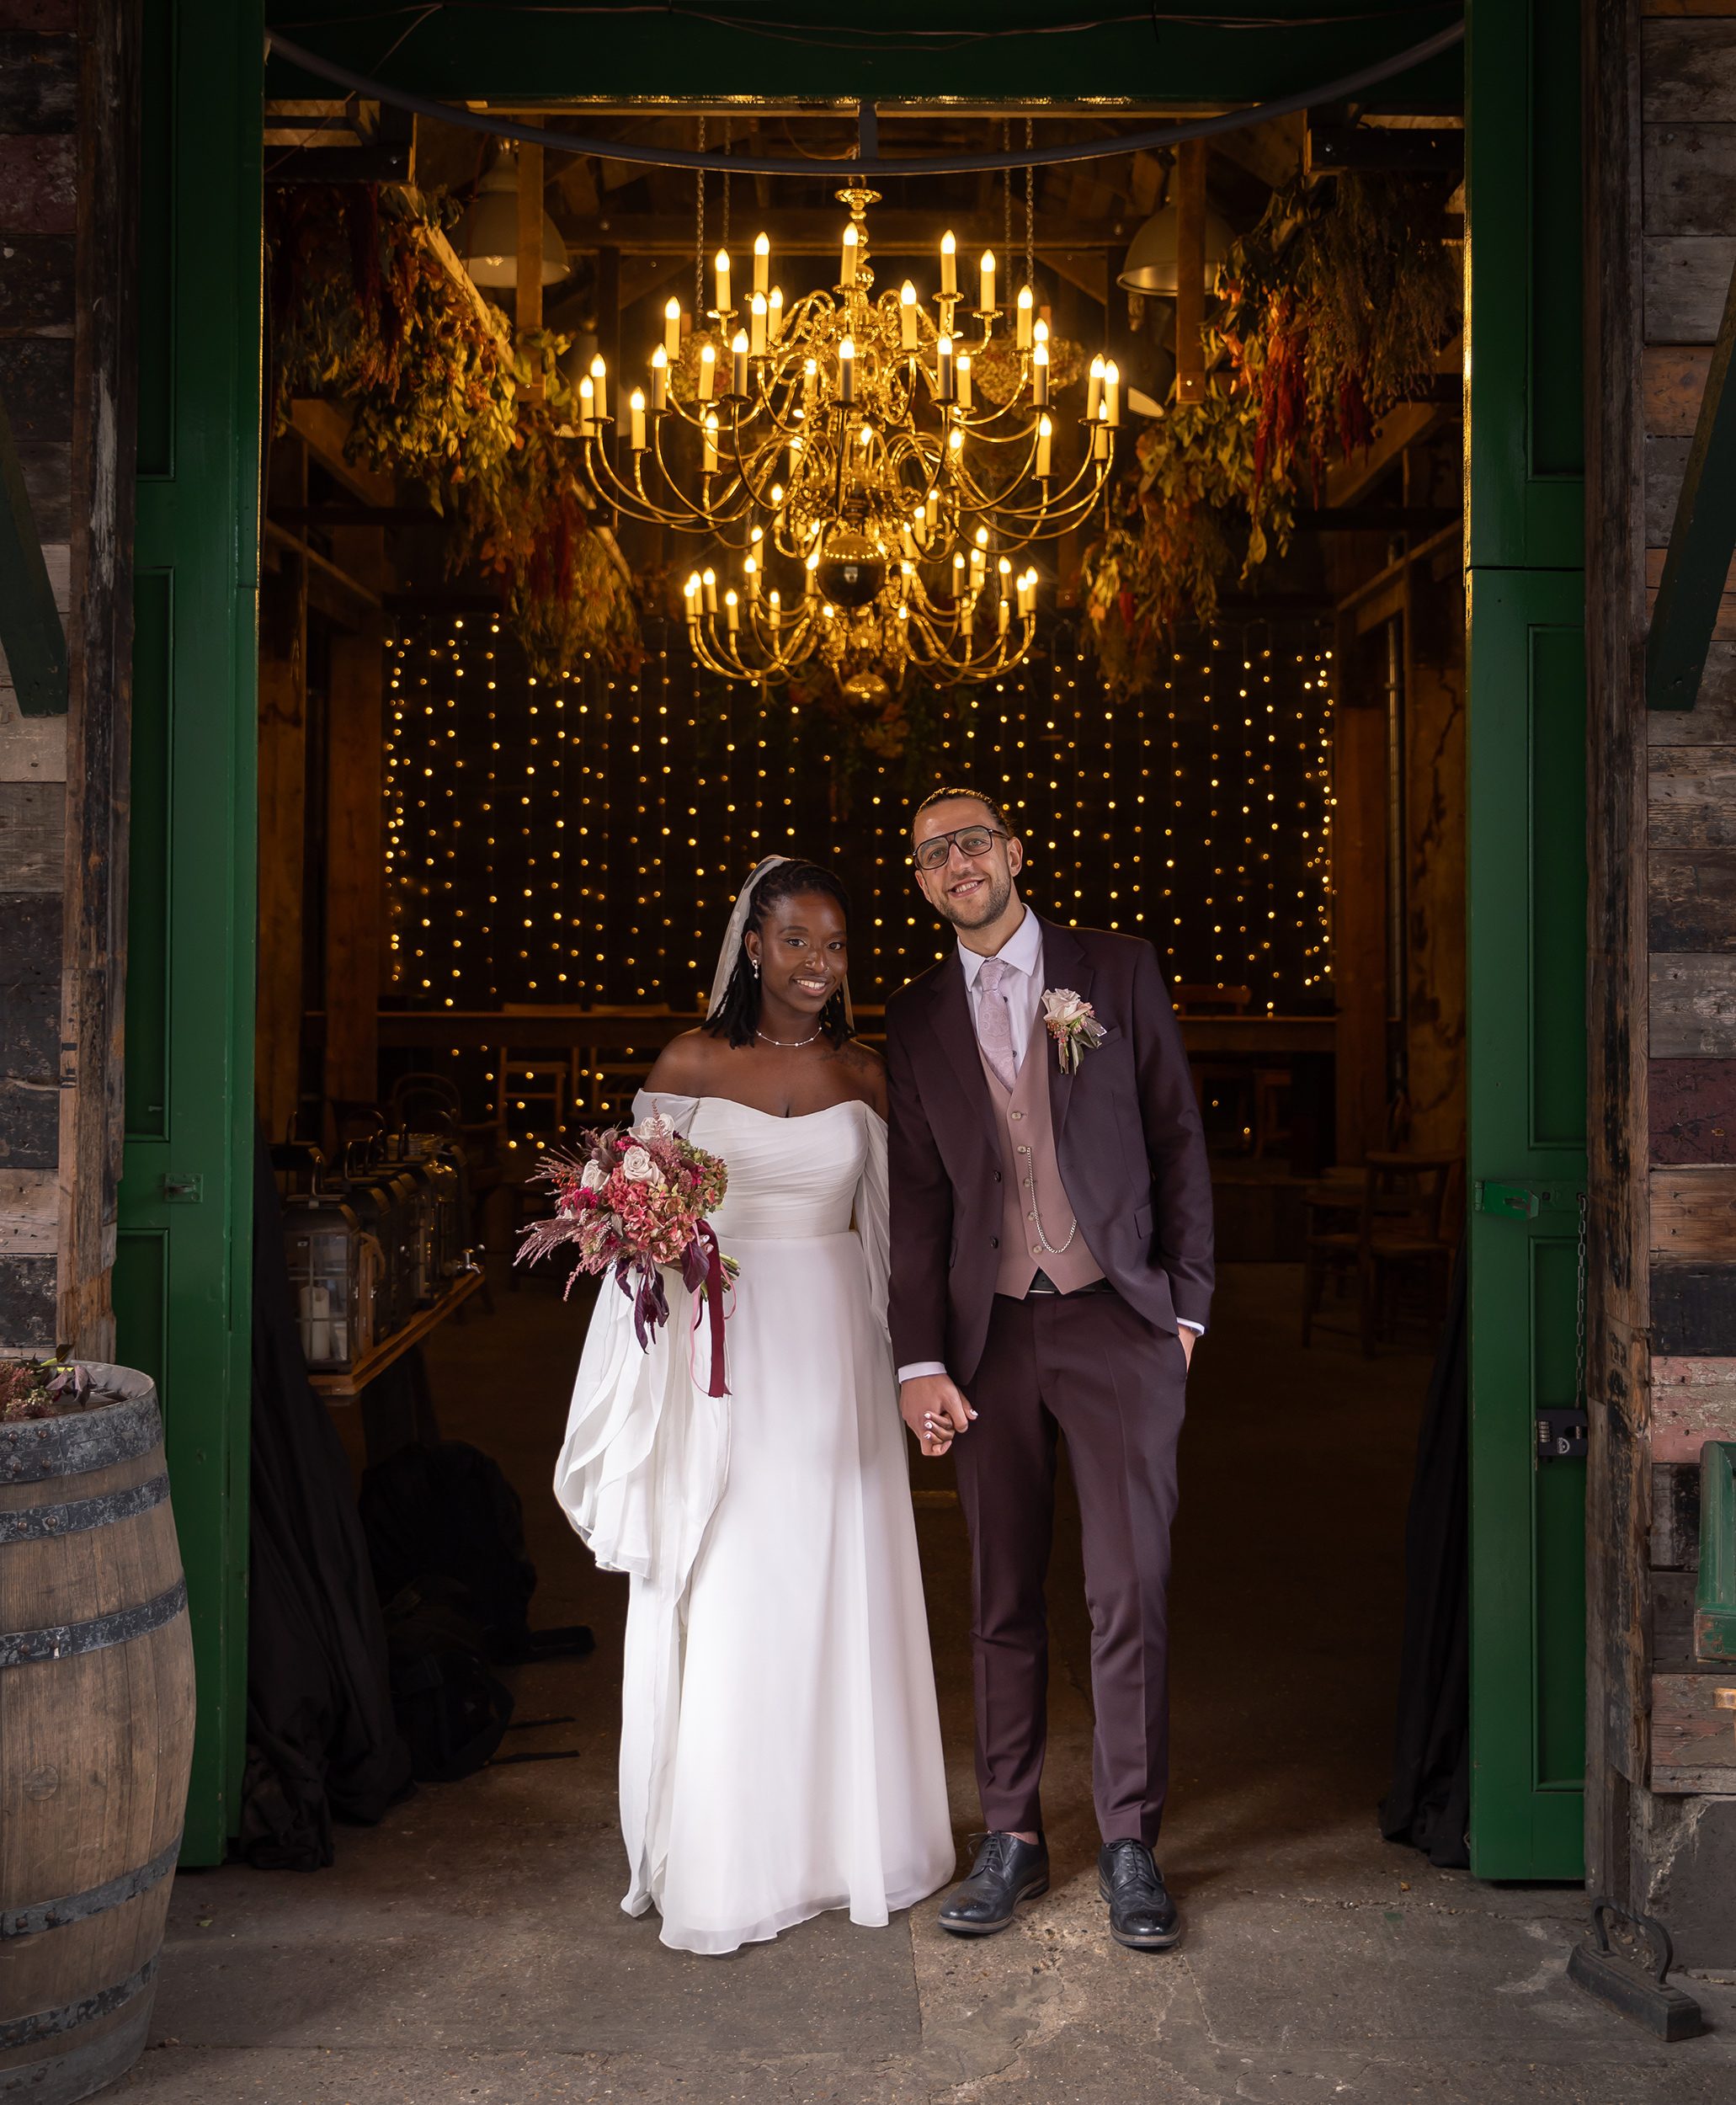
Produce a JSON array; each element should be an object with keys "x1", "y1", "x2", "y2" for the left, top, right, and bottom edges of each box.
[{"x1": 704, "y1": 859, "x2": 855, "y2": 1050}]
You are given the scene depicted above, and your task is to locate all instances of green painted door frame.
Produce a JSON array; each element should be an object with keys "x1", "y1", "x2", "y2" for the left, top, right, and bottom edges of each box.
[
  {"x1": 1464, "y1": 0, "x2": 1590, "y2": 1879},
  {"x1": 123, "y1": 4, "x2": 1592, "y2": 1875},
  {"x1": 116, "y1": 0, "x2": 264, "y2": 1866}
]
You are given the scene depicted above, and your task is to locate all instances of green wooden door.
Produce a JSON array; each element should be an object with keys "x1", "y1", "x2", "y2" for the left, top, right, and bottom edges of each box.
[
  {"x1": 1463, "y1": 0, "x2": 1589, "y2": 1879},
  {"x1": 114, "y1": 0, "x2": 264, "y2": 1866}
]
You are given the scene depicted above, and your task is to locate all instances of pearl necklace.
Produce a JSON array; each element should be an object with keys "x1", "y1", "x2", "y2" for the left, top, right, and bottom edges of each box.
[{"x1": 756, "y1": 1026, "x2": 823, "y2": 1049}]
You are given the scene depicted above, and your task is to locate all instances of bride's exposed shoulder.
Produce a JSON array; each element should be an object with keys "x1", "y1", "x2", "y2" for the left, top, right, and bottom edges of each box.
[
  {"x1": 836, "y1": 1037, "x2": 888, "y2": 1120},
  {"x1": 644, "y1": 1027, "x2": 722, "y2": 1095}
]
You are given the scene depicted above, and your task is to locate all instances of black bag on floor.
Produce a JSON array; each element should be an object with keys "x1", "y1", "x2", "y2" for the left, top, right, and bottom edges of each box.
[
  {"x1": 359, "y1": 1439, "x2": 538, "y2": 1658},
  {"x1": 381, "y1": 1578, "x2": 516, "y2": 1783}
]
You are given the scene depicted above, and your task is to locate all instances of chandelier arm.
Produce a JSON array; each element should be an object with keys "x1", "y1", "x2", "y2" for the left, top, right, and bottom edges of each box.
[{"x1": 586, "y1": 434, "x2": 711, "y2": 531}]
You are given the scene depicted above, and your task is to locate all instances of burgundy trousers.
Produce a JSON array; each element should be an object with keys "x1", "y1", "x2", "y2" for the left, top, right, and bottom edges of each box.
[{"x1": 951, "y1": 1288, "x2": 1187, "y2": 1847}]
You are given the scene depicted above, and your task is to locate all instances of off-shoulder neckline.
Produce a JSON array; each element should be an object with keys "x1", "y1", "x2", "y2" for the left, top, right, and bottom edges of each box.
[{"x1": 639, "y1": 1090, "x2": 886, "y2": 1128}]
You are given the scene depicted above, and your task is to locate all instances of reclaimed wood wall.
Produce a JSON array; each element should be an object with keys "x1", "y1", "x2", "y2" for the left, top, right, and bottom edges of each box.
[{"x1": 0, "y1": 0, "x2": 136, "y2": 1357}]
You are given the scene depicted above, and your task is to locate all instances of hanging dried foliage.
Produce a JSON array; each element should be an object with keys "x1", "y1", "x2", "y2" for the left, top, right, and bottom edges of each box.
[
  {"x1": 266, "y1": 186, "x2": 636, "y2": 673},
  {"x1": 1083, "y1": 173, "x2": 1461, "y2": 695}
]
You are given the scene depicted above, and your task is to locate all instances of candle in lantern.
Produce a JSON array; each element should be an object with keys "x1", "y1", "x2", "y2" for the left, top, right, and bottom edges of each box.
[
  {"x1": 732, "y1": 329, "x2": 748, "y2": 397},
  {"x1": 1087, "y1": 353, "x2": 1105, "y2": 421},
  {"x1": 839, "y1": 336, "x2": 856, "y2": 405},
  {"x1": 768, "y1": 285, "x2": 783, "y2": 341},
  {"x1": 841, "y1": 223, "x2": 858, "y2": 287},
  {"x1": 650, "y1": 344, "x2": 668, "y2": 412},
  {"x1": 1016, "y1": 284, "x2": 1033, "y2": 349},
  {"x1": 956, "y1": 349, "x2": 972, "y2": 410},
  {"x1": 715, "y1": 248, "x2": 731, "y2": 314},
  {"x1": 698, "y1": 343, "x2": 716, "y2": 401},
  {"x1": 754, "y1": 232, "x2": 769, "y2": 296},
  {"x1": 936, "y1": 332, "x2": 954, "y2": 402},
  {"x1": 750, "y1": 293, "x2": 767, "y2": 354},
  {"x1": 629, "y1": 387, "x2": 647, "y2": 451},
  {"x1": 1105, "y1": 358, "x2": 1121, "y2": 426},
  {"x1": 940, "y1": 230, "x2": 956, "y2": 296},
  {"x1": 664, "y1": 296, "x2": 683, "y2": 360},
  {"x1": 900, "y1": 280, "x2": 919, "y2": 350},
  {"x1": 979, "y1": 248, "x2": 995, "y2": 314},
  {"x1": 701, "y1": 566, "x2": 718, "y2": 612},
  {"x1": 1032, "y1": 340, "x2": 1049, "y2": 407},
  {"x1": 1036, "y1": 412, "x2": 1052, "y2": 478},
  {"x1": 703, "y1": 413, "x2": 719, "y2": 472},
  {"x1": 590, "y1": 354, "x2": 608, "y2": 422}
]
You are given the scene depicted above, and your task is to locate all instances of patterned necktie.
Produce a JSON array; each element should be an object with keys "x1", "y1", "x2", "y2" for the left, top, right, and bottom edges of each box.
[{"x1": 976, "y1": 956, "x2": 1018, "y2": 1091}]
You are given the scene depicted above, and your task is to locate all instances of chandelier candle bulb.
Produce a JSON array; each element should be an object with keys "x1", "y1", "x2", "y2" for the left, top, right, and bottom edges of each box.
[
  {"x1": 714, "y1": 248, "x2": 731, "y2": 315},
  {"x1": 1093, "y1": 401, "x2": 1110, "y2": 460},
  {"x1": 684, "y1": 573, "x2": 701, "y2": 627},
  {"x1": 754, "y1": 232, "x2": 769, "y2": 296},
  {"x1": 940, "y1": 230, "x2": 957, "y2": 296},
  {"x1": 629, "y1": 388, "x2": 647, "y2": 451},
  {"x1": 839, "y1": 336, "x2": 856, "y2": 406},
  {"x1": 1017, "y1": 284, "x2": 1034, "y2": 349},
  {"x1": 937, "y1": 332, "x2": 955, "y2": 402},
  {"x1": 703, "y1": 413, "x2": 719, "y2": 472},
  {"x1": 1032, "y1": 340, "x2": 1049, "y2": 407},
  {"x1": 900, "y1": 280, "x2": 919, "y2": 350},
  {"x1": 1105, "y1": 359, "x2": 1121, "y2": 427},
  {"x1": 1036, "y1": 412, "x2": 1052, "y2": 477},
  {"x1": 926, "y1": 489, "x2": 940, "y2": 529},
  {"x1": 750, "y1": 293, "x2": 767, "y2": 355},
  {"x1": 732, "y1": 330, "x2": 748, "y2": 397},
  {"x1": 590, "y1": 354, "x2": 608, "y2": 423},
  {"x1": 980, "y1": 249, "x2": 995, "y2": 316},
  {"x1": 664, "y1": 297, "x2": 683, "y2": 360},
  {"x1": 743, "y1": 553, "x2": 759, "y2": 600},
  {"x1": 578, "y1": 375, "x2": 595, "y2": 434},
  {"x1": 1087, "y1": 353, "x2": 1105, "y2": 420},
  {"x1": 698, "y1": 343, "x2": 716, "y2": 401},
  {"x1": 768, "y1": 285, "x2": 783, "y2": 340},
  {"x1": 650, "y1": 343, "x2": 668, "y2": 411},
  {"x1": 956, "y1": 349, "x2": 972, "y2": 411},
  {"x1": 724, "y1": 589, "x2": 740, "y2": 635},
  {"x1": 701, "y1": 566, "x2": 718, "y2": 614},
  {"x1": 768, "y1": 587, "x2": 780, "y2": 627},
  {"x1": 842, "y1": 222, "x2": 858, "y2": 287}
]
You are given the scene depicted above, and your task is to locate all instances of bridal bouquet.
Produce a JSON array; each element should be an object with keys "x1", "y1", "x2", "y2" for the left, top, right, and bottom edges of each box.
[{"x1": 517, "y1": 1111, "x2": 738, "y2": 1395}]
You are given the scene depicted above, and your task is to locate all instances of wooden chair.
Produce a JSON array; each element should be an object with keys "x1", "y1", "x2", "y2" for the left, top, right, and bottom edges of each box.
[{"x1": 1302, "y1": 1151, "x2": 1461, "y2": 1354}]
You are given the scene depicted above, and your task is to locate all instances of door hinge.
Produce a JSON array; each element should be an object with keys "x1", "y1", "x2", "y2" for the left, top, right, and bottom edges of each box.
[
  {"x1": 1537, "y1": 1407, "x2": 1589, "y2": 1460},
  {"x1": 1477, "y1": 1180, "x2": 1584, "y2": 1219}
]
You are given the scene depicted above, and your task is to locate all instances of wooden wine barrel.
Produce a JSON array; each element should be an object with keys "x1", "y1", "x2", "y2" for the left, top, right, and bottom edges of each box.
[{"x1": 0, "y1": 1371, "x2": 196, "y2": 2105}]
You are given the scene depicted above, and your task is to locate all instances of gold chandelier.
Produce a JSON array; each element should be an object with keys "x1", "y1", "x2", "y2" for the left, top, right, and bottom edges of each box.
[{"x1": 574, "y1": 184, "x2": 1122, "y2": 691}]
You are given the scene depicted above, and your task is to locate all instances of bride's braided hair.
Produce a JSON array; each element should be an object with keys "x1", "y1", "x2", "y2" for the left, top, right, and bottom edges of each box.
[{"x1": 704, "y1": 859, "x2": 855, "y2": 1049}]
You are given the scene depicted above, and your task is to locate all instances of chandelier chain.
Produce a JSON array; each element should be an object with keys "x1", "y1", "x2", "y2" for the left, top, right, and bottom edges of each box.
[
  {"x1": 1026, "y1": 117, "x2": 1036, "y2": 294},
  {"x1": 721, "y1": 115, "x2": 730, "y2": 253},
  {"x1": 695, "y1": 115, "x2": 706, "y2": 318}
]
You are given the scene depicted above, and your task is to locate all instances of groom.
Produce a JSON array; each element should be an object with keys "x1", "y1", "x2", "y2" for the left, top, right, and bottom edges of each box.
[{"x1": 885, "y1": 786, "x2": 1213, "y2": 1952}]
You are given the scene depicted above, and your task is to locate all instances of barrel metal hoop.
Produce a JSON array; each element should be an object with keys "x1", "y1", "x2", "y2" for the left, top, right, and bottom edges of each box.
[
  {"x1": 0, "y1": 1576, "x2": 188, "y2": 1671},
  {"x1": 0, "y1": 1832, "x2": 183, "y2": 1941},
  {"x1": 0, "y1": 1394, "x2": 162, "y2": 1485},
  {"x1": 0, "y1": 1471, "x2": 171, "y2": 1546},
  {"x1": 0, "y1": 1955, "x2": 158, "y2": 2049}
]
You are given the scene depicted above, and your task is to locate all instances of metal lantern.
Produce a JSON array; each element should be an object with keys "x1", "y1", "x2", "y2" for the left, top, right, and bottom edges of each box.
[{"x1": 280, "y1": 1189, "x2": 381, "y2": 1372}]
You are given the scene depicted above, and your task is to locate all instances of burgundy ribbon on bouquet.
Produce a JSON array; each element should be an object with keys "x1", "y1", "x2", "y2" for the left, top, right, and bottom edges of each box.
[{"x1": 687, "y1": 1222, "x2": 730, "y2": 1399}]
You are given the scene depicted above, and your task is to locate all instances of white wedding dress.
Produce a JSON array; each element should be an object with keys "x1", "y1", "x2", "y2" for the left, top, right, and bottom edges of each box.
[{"x1": 553, "y1": 1091, "x2": 955, "y2": 1954}]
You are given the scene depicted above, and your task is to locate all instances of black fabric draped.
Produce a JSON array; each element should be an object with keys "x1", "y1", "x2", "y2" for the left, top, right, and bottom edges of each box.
[
  {"x1": 241, "y1": 1131, "x2": 411, "y2": 1868},
  {"x1": 1379, "y1": 1242, "x2": 1471, "y2": 1869}
]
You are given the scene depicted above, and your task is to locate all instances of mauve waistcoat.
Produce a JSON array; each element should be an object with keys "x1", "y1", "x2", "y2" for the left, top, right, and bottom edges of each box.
[{"x1": 979, "y1": 1009, "x2": 1107, "y2": 1297}]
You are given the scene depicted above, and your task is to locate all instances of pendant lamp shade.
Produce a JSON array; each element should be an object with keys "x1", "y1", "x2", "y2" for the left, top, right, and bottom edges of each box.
[
  {"x1": 456, "y1": 149, "x2": 569, "y2": 289},
  {"x1": 1117, "y1": 199, "x2": 1236, "y2": 297}
]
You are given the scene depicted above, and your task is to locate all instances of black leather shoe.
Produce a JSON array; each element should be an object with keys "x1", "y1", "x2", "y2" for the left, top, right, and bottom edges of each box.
[
  {"x1": 1098, "y1": 1839, "x2": 1182, "y2": 1950},
  {"x1": 937, "y1": 1832, "x2": 1050, "y2": 1936}
]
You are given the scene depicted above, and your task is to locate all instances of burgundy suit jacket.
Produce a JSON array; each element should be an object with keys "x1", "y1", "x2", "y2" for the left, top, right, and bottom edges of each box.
[{"x1": 885, "y1": 916, "x2": 1214, "y2": 1387}]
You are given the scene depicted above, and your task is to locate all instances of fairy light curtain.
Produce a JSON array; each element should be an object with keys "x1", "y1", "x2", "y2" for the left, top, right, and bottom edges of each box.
[{"x1": 386, "y1": 617, "x2": 1334, "y2": 1016}]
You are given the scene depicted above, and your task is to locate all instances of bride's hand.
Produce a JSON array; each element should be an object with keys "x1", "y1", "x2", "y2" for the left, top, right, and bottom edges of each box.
[{"x1": 901, "y1": 1372, "x2": 976, "y2": 1458}]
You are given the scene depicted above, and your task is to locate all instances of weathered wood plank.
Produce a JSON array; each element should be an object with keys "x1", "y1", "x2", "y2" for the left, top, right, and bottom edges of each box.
[
  {"x1": 0, "y1": 1165, "x2": 55, "y2": 1253},
  {"x1": 0, "y1": 29, "x2": 77, "y2": 133},
  {"x1": 0, "y1": 230, "x2": 72, "y2": 333},
  {"x1": 1652, "y1": 1164, "x2": 1736, "y2": 1257},
  {"x1": 1653, "y1": 1458, "x2": 1703, "y2": 1571},
  {"x1": 1653, "y1": 951, "x2": 1736, "y2": 1053},
  {"x1": 1655, "y1": 1264, "x2": 1736, "y2": 1354},
  {"x1": 1644, "y1": 19, "x2": 1736, "y2": 120},
  {"x1": 325, "y1": 598, "x2": 386, "y2": 1108},
  {"x1": 1644, "y1": 344, "x2": 1712, "y2": 435},
  {"x1": 1651, "y1": 1672, "x2": 1736, "y2": 1793},
  {"x1": 0, "y1": 338, "x2": 71, "y2": 442},
  {"x1": 1646, "y1": 235, "x2": 1736, "y2": 340},
  {"x1": 255, "y1": 535, "x2": 307, "y2": 1145},
  {"x1": 0, "y1": 131, "x2": 74, "y2": 234},
  {"x1": 0, "y1": 677, "x2": 65, "y2": 781},
  {"x1": 0, "y1": 778, "x2": 62, "y2": 888},
  {"x1": 1649, "y1": 637, "x2": 1736, "y2": 738},
  {"x1": 1649, "y1": 848, "x2": 1736, "y2": 946},
  {"x1": 1645, "y1": 553, "x2": 1736, "y2": 638},
  {"x1": 1644, "y1": 124, "x2": 1736, "y2": 234},
  {"x1": 1653, "y1": 1567, "x2": 1699, "y2": 1662},
  {"x1": 0, "y1": 1251, "x2": 56, "y2": 1353},
  {"x1": 1651, "y1": 1056, "x2": 1736, "y2": 1158},
  {"x1": 1648, "y1": 744, "x2": 1736, "y2": 843},
  {"x1": 0, "y1": 887, "x2": 59, "y2": 1170},
  {"x1": 1646, "y1": 430, "x2": 1690, "y2": 541}
]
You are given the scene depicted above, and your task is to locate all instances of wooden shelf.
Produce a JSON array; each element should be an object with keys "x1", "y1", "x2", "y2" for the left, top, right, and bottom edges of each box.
[{"x1": 309, "y1": 1267, "x2": 486, "y2": 1400}]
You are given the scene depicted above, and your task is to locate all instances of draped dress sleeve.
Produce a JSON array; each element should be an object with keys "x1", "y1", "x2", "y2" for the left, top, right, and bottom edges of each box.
[
  {"x1": 550, "y1": 1088, "x2": 732, "y2": 1916},
  {"x1": 855, "y1": 1106, "x2": 893, "y2": 1349}
]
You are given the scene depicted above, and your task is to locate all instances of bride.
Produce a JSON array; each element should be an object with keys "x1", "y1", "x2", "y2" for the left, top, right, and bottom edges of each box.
[{"x1": 553, "y1": 855, "x2": 956, "y2": 1954}]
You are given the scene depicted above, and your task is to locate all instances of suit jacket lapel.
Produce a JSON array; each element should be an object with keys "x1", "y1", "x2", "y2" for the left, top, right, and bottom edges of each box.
[
  {"x1": 928, "y1": 950, "x2": 1001, "y2": 1164},
  {"x1": 1040, "y1": 918, "x2": 1094, "y2": 1148}
]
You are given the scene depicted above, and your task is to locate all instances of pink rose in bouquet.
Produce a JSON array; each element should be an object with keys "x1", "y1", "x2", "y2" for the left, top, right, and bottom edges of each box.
[{"x1": 516, "y1": 1111, "x2": 738, "y2": 1394}]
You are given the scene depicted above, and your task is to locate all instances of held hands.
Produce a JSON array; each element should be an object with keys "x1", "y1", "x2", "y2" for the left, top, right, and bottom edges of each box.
[{"x1": 900, "y1": 1372, "x2": 977, "y2": 1458}]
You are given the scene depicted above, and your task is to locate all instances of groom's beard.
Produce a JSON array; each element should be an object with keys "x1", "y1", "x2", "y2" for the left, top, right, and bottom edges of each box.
[{"x1": 933, "y1": 864, "x2": 1013, "y2": 933}]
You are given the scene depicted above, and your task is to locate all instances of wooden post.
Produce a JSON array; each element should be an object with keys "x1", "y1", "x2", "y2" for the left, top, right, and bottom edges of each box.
[
  {"x1": 1174, "y1": 137, "x2": 1206, "y2": 406},
  {"x1": 255, "y1": 436, "x2": 308, "y2": 1143},
  {"x1": 324, "y1": 520, "x2": 386, "y2": 1112},
  {"x1": 1332, "y1": 615, "x2": 1390, "y2": 1163}
]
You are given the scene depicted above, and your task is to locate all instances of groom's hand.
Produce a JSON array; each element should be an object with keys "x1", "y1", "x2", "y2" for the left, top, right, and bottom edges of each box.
[{"x1": 900, "y1": 1372, "x2": 976, "y2": 1458}]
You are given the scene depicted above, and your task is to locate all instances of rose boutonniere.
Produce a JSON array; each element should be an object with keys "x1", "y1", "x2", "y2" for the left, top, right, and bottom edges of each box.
[{"x1": 1041, "y1": 988, "x2": 1108, "y2": 1074}]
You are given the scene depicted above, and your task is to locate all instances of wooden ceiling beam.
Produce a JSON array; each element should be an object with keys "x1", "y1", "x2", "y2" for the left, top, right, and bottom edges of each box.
[{"x1": 556, "y1": 210, "x2": 1142, "y2": 256}]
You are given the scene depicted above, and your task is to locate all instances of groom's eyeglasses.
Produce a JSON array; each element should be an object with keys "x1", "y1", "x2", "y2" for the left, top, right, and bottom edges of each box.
[{"x1": 913, "y1": 825, "x2": 1008, "y2": 873}]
